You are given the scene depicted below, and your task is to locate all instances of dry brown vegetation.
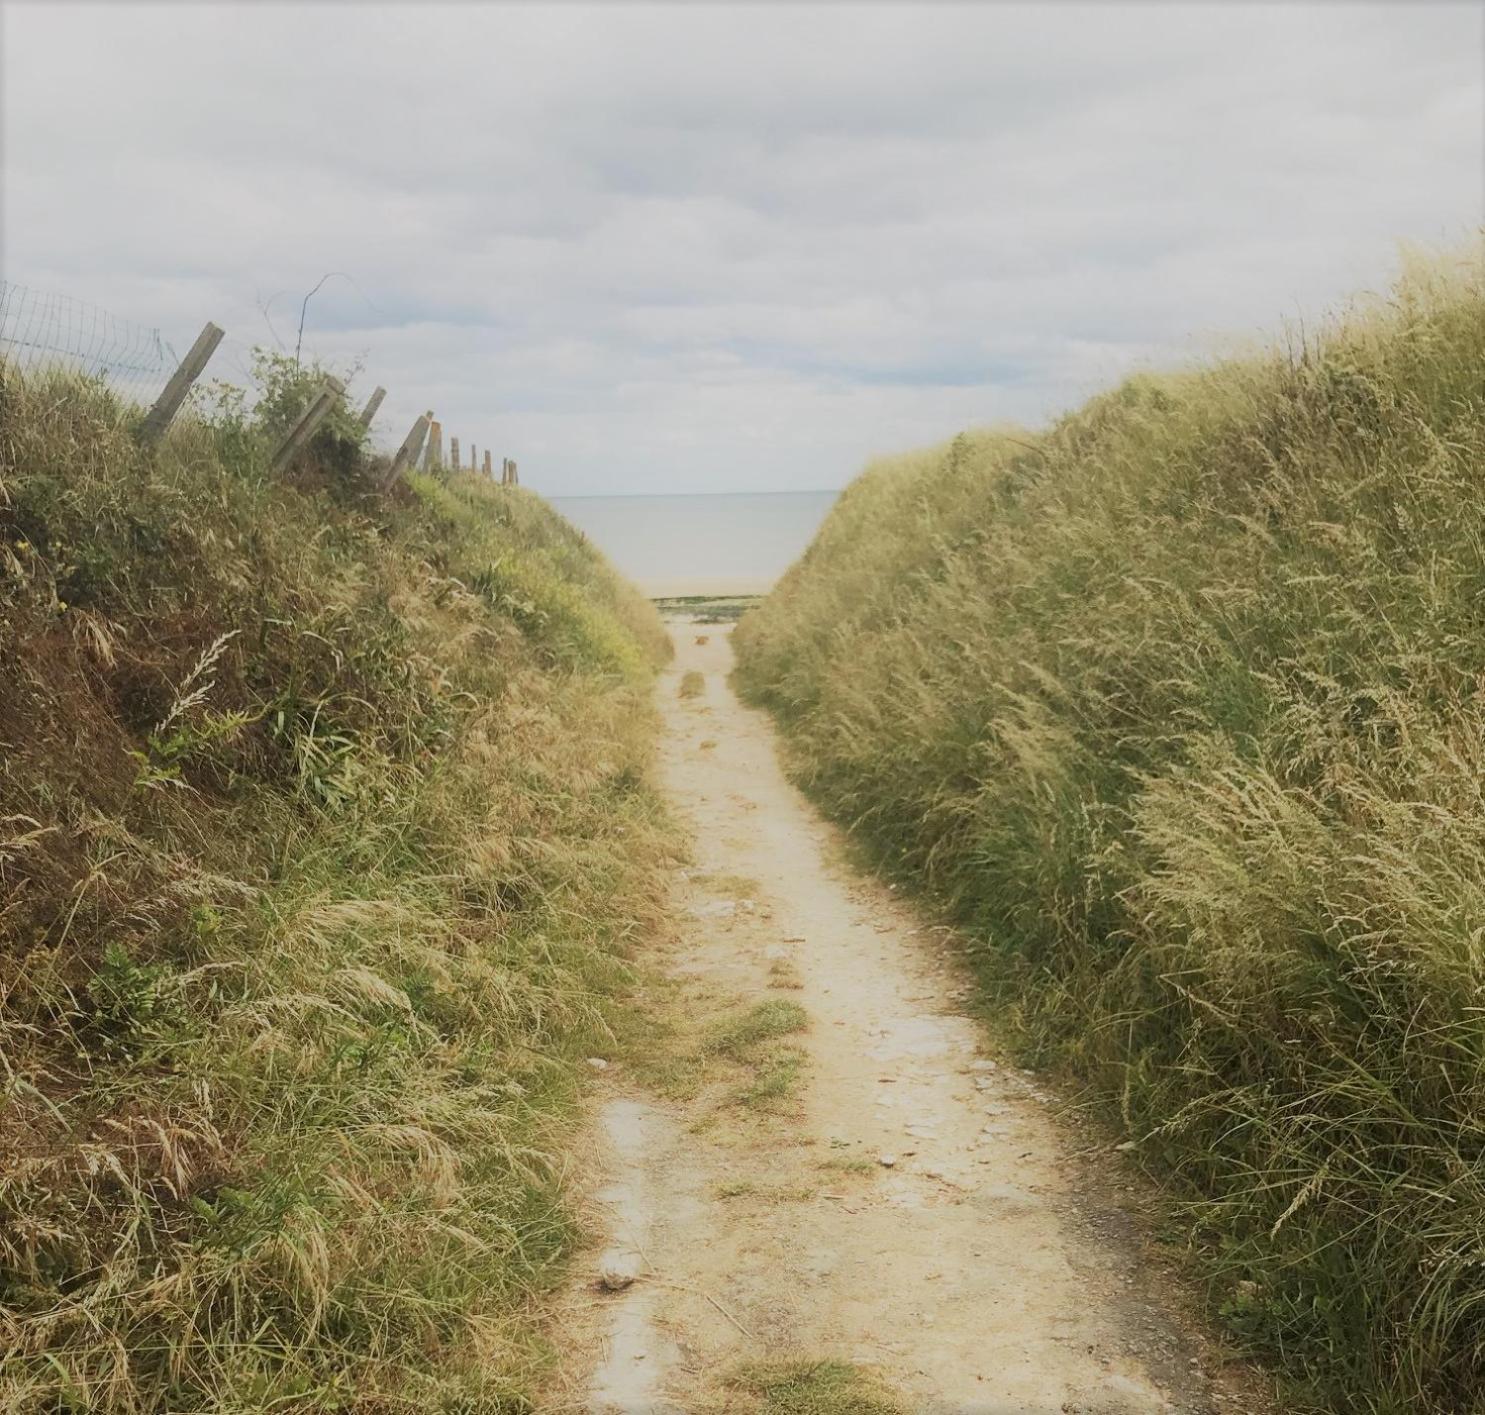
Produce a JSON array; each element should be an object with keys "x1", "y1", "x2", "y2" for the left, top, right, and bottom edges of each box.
[{"x1": 0, "y1": 359, "x2": 671, "y2": 1410}]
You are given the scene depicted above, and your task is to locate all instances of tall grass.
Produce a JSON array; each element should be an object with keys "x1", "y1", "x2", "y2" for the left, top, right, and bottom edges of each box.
[
  {"x1": 734, "y1": 246, "x2": 1485, "y2": 1413},
  {"x1": 0, "y1": 360, "x2": 670, "y2": 1410}
]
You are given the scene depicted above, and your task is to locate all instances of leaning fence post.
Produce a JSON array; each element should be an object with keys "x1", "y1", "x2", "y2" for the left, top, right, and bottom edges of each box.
[
  {"x1": 138, "y1": 321, "x2": 224, "y2": 443},
  {"x1": 381, "y1": 411, "x2": 432, "y2": 490},
  {"x1": 357, "y1": 385, "x2": 386, "y2": 428},
  {"x1": 270, "y1": 376, "x2": 345, "y2": 474},
  {"x1": 425, "y1": 419, "x2": 443, "y2": 470}
]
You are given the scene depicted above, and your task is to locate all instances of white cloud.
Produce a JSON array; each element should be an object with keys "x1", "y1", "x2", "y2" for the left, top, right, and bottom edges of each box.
[{"x1": 3, "y1": 1, "x2": 1481, "y2": 493}]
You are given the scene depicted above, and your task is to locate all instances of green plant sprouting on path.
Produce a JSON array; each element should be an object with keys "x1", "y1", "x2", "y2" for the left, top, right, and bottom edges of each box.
[
  {"x1": 0, "y1": 357, "x2": 671, "y2": 1410},
  {"x1": 735, "y1": 247, "x2": 1485, "y2": 1413},
  {"x1": 717, "y1": 1359, "x2": 904, "y2": 1414}
]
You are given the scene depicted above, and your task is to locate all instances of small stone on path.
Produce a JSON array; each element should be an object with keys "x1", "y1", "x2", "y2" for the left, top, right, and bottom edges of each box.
[{"x1": 598, "y1": 1262, "x2": 636, "y2": 1291}]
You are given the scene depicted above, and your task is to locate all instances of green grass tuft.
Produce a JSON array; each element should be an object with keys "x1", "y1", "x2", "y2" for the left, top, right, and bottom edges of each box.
[
  {"x1": 720, "y1": 1359, "x2": 903, "y2": 1414},
  {"x1": 704, "y1": 1000, "x2": 809, "y2": 1108},
  {"x1": 704, "y1": 999, "x2": 809, "y2": 1057}
]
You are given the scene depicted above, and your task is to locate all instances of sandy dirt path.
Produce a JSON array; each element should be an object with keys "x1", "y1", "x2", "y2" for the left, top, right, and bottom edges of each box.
[{"x1": 560, "y1": 619, "x2": 1270, "y2": 1415}]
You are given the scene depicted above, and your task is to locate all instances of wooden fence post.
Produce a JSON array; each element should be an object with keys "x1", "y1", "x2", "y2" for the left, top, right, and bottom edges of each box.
[
  {"x1": 381, "y1": 410, "x2": 433, "y2": 490},
  {"x1": 469, "y1": 443, "x2": 478, "y2": 472},
  {"x1": 270, "y1": 375, "x2": 346, "y2": 474},
  {"x1": 510, "y1": 459, "x2": 518, "y2": 486},
  {"x1": 425, "y1": 419, "x2": 443, "y2": 470},
  {"x1": 501, "y1": 457, "x2": 510, "y2": 485},
  {"x1": 482, "y1": 449, "x2": 492, "y2": 477},
  {"x1": 357, "y1": 385, "x2": 387, "y2": 428},
  {"x1": 138, "y1": 321, "x2": 225, "y2": 443},
  {"x1": 449, "y1": 436, "x2": 460, "y2": 470}
]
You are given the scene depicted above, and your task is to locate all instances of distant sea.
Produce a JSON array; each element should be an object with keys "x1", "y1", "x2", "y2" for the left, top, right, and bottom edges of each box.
[{"x1": 547, "y1": 490, "x2": 839, "y2": 597}]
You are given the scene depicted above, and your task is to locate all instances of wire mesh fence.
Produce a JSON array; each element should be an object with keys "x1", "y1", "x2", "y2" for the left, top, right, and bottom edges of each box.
[
  {"x1": 0, "y1": 279, "x2": 522, "y2": 485},
  {"x1": 0, "y1": 281, "x2": 178, "y2": 404}
]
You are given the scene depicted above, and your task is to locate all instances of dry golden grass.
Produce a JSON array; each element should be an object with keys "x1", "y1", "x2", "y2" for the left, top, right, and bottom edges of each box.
[{"x1": 736, "y1": 246, "x2": 1485, "y2": 1413}]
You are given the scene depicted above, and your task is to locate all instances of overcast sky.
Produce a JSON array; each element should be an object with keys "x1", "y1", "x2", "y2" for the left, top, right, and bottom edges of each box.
[{"x1": 4, "y1": 2, "x2": 1481, "y2": 495}]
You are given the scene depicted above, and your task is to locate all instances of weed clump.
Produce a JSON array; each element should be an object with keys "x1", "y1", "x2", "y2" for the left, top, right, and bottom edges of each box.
[
  {"x1": 735, "y1": 247, "x2": 1485, "y2": 1412},
  {"x1": 0, "y1": 359, "x2": 669, "y2": 1408},
  {"x1": 719, "y1": 1358, "x2": 903, "y2": 1414},
  {"x1": 704, "y1": 999, "x2": 808, "y2": 1057}
]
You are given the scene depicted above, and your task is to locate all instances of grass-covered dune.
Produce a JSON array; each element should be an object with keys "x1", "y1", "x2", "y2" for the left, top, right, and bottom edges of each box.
[
  {"x1": 735, "y1": 249, "x2": 1485, "y2": 1413},
  {"x1": 0, "y1": 359, "x2": 670, "y2": 1410}
]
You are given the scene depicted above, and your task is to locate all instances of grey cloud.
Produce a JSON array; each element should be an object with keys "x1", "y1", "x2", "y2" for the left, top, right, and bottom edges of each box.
[{"x1": 3, "y1": 1, "x2": 1481, "y2": 494}]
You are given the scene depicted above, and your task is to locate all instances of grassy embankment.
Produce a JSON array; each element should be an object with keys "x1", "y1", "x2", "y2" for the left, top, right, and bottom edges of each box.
[
  {"x1": 0, "y1": 356, "x2": 671, "y2": 1410},
  {"x1": 735, "y1": 250, "x2": 1485, "y2": 1413}
]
